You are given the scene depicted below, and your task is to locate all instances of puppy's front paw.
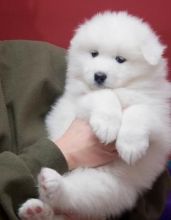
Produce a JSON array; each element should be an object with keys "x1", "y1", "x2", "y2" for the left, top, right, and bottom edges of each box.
[
  {"x1": 116, "y1": 128, "x2": 149, "y2": 165},
  {"x1": 90, "y1": 112, "x2": 120, "y2": 144},
  {"x1": 18, "y1": 199, "x2": 53, "y2": 220},
  {"x1": 38, "y1": 168, "x2": 64, "y2": 205}
]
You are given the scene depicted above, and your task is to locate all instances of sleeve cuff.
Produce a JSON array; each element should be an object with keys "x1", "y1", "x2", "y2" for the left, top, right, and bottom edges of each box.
[{"x1": 20, "y1": 138, "x2": 68, "y2": 179}]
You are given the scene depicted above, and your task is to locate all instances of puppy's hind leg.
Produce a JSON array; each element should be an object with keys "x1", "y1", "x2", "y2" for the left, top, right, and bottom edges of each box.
[{"x1": 38, "y1": 167, "x2": 137, "y2": 219}]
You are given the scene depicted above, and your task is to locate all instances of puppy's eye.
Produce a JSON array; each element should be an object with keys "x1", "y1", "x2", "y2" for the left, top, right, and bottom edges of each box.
[
  {"x1": 91, "y1": 51, "x2": 99, "y2": 57},
  {"x1": 115, "y1": 56, "x2": 127, "y2": 63}
]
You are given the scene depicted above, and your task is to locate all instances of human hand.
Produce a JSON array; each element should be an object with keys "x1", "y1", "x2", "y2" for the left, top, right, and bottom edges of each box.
[{"x1": 54, "y1": 119, "x2": 118, "y2": 170}]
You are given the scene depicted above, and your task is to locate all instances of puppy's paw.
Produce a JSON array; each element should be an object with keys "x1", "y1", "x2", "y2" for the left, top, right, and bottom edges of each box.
[
  {"x1": 116, "y1": 128, "x2": 149, "y2": 165},
  {"x1": 90, "y1": 112, "x2": 120, "y2": 144},
  {"x1": 38, "y1": 168, "x2": 64, "y2": 205},
  {"x1": 18, "y1": 199, "x2": 53, "y2": 220}
]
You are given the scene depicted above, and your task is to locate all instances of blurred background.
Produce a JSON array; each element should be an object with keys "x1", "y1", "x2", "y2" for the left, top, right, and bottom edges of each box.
[
  {"x1": 0, "y1": 0, "x2": 170, "y2": 219},
  {"x1": 0, "y1": 0, "x2": 171, "y2": 80}
]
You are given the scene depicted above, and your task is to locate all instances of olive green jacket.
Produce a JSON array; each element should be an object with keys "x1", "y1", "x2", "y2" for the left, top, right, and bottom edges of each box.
[{"x1": 0, "y1": 40, "x2": 170, "y2": 220}]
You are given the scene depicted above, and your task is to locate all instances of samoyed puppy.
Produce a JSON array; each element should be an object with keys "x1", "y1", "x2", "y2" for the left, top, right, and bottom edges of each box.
[{"x1": 19, "y1": 11, "x2": 171, "y2": 220}]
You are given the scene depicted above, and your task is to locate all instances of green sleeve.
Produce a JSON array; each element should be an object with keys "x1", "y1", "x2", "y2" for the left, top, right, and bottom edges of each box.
[
  {"x1": 0, "y1": 139, "x2": 68, "y2": 220},
  {"x1": 0, "y1": 40, "x2": 68, "y2": 219},
  {"x1": 20, "y1": 138, "x2": 68, "y2": 179}
]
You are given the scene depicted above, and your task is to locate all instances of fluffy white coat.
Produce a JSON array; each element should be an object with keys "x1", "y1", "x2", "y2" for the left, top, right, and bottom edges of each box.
[{"x1": 19, "y1": 11, "x2": 171, "y2": 220}]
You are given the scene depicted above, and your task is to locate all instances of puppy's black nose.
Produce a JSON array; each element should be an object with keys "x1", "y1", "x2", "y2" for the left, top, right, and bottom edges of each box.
[{"x1": 94, "y1": 72, "x2": 107, "y2": 85}]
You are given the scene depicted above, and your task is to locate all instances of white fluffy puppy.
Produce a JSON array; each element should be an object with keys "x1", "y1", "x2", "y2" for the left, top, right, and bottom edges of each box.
[{"x1": 19, "y1": 11, "x2": 171, "y2": 220}]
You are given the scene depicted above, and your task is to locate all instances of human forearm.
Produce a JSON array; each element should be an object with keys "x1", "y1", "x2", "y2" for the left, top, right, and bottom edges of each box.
[
  {"x1": 20, "y1": 138, "x2": 68, "y2": 178},
  {"x1": 0, "y1": 138, "x2": 68, "y2": 220}
]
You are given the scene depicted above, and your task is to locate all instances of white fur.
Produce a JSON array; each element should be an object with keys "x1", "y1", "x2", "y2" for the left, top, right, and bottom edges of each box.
[{"x1": 19, "y1": 11, "x2": 171, "y2": 220}]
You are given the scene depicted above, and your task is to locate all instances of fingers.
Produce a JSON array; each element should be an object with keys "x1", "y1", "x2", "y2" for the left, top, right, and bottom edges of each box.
[{"x1": 101, "y1": 142, "x2": 118, "y2": 154}]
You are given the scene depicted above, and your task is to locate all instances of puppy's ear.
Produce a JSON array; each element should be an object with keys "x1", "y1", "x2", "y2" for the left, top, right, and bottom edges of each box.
[{"x1": 141, "y1": 39, "x2": 166, "y2": 65}]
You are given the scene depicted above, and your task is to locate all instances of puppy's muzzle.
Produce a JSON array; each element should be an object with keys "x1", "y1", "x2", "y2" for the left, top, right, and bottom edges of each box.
[{"x1": 94, "y1": 72, "x2": 107, "y2": 85}]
